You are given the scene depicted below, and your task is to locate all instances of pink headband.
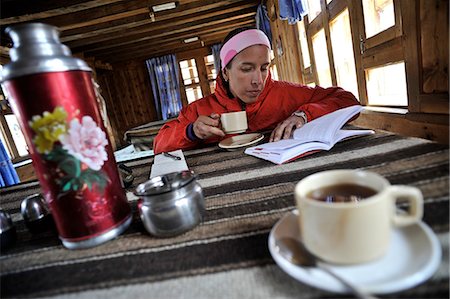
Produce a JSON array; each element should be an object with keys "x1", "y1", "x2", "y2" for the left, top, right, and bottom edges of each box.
[{"x1": 220, "y1": 29, "x2": 271, "y2": 70}]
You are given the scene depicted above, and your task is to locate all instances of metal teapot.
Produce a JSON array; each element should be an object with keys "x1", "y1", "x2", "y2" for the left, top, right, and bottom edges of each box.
[{"x1": 135, "y1": 171, "x2": 204, "y2": 237}]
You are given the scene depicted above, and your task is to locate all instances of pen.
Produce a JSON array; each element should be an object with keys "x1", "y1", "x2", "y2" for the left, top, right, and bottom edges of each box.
[{"x1": 163, "y1": 152, "x2": 181, "y2": 160}]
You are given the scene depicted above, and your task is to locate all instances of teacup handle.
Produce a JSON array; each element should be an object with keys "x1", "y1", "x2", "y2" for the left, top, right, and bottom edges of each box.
[{"x1": 386, "y1": 186, "x2": 424, "y2": 226}]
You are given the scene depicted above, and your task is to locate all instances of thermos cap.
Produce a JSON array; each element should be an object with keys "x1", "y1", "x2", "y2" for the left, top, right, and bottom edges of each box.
[{"x1": 1, "y1": 23, "x2": 91, "y2": 81}]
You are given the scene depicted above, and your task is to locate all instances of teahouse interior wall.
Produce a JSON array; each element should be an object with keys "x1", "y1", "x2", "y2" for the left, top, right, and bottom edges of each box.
[{"x1": 0, "y1": 0, "x2": 448, "y2": 172}]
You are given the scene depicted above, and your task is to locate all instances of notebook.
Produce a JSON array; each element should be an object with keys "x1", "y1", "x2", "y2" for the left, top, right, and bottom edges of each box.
[{"x1": 149, "y1": 149, "x2": 189, "y2": 178}]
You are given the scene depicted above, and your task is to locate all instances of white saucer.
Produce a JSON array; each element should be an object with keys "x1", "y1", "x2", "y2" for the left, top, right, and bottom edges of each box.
[
  {"x1": 218, "y1": 133, "x2": 264, "y2": 151},
  {"x1": 268, "y1": 209, "x2": 442, "y2": 294}
]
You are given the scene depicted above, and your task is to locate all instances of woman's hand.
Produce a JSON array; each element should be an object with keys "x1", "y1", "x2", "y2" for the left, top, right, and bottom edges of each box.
[
  {"x1": 269, "y1": 114, "x2": 306, "y2": 142},
  {"x1": 193, "y1": 113, "x2": 226, "y2": 140}
]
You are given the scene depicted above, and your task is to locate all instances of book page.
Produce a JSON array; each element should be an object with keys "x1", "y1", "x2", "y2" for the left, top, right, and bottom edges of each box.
[
  {"x1": 292, "y1": 105, "x2": 363, "y2": 144},
  {"x1": 245, "y1": 141, "x2": 331, "y2": 164},
  {"x1": 332, "y1": 129, "x2": 374, "y2": 144}
]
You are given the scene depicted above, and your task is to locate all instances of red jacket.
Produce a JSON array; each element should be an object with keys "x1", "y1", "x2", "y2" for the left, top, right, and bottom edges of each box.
[{"x1": 153, "y1": 73, "x2": 360, "y2": 154}]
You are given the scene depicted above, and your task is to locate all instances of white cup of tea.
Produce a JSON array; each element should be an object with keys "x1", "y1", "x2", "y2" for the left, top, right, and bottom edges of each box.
[
  {"x1": 220, "y1": 111, "x2": 248, "y2": 134},
  {"x1": 295, "y1": 169, "x2": 423, "y2": 264}
]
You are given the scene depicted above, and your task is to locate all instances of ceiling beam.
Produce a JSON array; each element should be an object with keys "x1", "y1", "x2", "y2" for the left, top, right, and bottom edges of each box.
[
  {"x1": 67, "y1": 9, "x2": 256, "y2": 55},
  {"x1": 0, "y1": 0, "x2": 126, "y2": 24}
]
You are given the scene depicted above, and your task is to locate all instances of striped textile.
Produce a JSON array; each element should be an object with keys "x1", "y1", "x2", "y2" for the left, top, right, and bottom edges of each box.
[{"x1": 0, "y1": 130, "x2": 448, "y2": 298}]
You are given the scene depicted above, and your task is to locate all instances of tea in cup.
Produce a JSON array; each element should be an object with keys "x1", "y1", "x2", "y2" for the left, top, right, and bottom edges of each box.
[
  {"x1": 220, "y1": 111, "x2": 248, "y2": 134},
  {"x1": 295, "y1": 169, "x2": 423, "y2": 264}
]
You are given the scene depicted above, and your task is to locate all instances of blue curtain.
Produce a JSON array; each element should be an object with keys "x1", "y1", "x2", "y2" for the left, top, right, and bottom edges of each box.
[
  {"x1": 211, "y1": 44, "x2": 222, "y2": 74},
  {"x1": 256, "y1": 4, "x2": 273, "y2": 44},
  {"x1": 146, "y1": 54, "x2": 182, "y2": 120},
  {"x1": 0, "y1": 139, "x2": 20, "y2": 187},
  {"x1": 278, "y1": 0, "x2": 308, "y2": 24}
]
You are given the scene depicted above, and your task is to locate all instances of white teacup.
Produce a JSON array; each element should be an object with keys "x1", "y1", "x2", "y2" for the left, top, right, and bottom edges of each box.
[
  {"x1": 295, "y1": 169, "x2": 423, "y2": 264},
  {"x1": 220, "y1": 111, "x2": 248, "y2": 134}
]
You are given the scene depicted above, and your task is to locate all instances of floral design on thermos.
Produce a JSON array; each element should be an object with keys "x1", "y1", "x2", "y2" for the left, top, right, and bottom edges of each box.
[{"x1": 29, "y1": 106, "x2": 110, "y2": 196}]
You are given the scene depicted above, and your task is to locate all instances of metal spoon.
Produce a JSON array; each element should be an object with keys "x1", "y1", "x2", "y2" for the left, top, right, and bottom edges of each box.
[{"x1": 275, "y1": 237, "x2": 378, "y2": 299}]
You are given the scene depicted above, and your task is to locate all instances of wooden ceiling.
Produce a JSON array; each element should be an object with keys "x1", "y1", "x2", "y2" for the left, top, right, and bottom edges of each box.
[{"x1": 0, "y1": 0, "x2": 260, "y2": 64}]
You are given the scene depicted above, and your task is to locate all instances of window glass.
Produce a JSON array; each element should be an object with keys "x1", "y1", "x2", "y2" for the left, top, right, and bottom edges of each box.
[
  {"x1": 179, "y1": 59, "x2": 203, "y2": 103},
  {"x1": 297, "y1": 20, "x2": 311, "y2": 68},
  {"x1": 306, "y1": 0, "x2": 322, "y2": 21},
  {"x1": 5, "y1": 114, "x2": 28, "y2": 156},
  {"x1": 362, "y1": 0, "x2": 395, "y2": 38},
  {"x1": 330, "y1": 9, "x2": 359, "y2": 99},
  {"x1": 204, "y1": 55, "x2": 217, "y2": 81},
  {"x1": 312, "y1": 29, "x2": 332, "y2": 87},
  {"x1": 179, "y1": 59, "x2": 199, "y2": 85},
  {"x1": 185, "y1": 86, "x2": 203, "y2": 104},
  {"x1": 204, "y1": 54, "x2": 217, "y2": 93},
  {"x1": 365, "y1": 62, "x2": 407, "y2": 106},
  {"x1": 269, "y1": 50, "x2": 279, "y2": 80}
]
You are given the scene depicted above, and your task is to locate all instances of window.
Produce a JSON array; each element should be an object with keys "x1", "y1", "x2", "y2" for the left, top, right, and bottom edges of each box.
[
  {"x1": 294, "y1": 0, "x2": 409, "y2": 108},
  {"x1": 0, "y1": 65, "x2": 29, "y2": 162},
  {"x1": 306, "y1": 0, "x2": 322, "y2": 21},
  {"x1": 366, "y1": 62, "x2": 407, "y2": 106},
  {"x1": 204, "y1": 54, "x2": 217, "y2": 93},
  {"x1": 179, "y1": 59, "x2": 203, "y2": 104},
  {"x1": 362, "y1": 0, "x2": 395, "y2": 38},
  {"x1": 270, "y1": 50, "x2": 279, "y2": 80},
  {"x1": 297, "y1": 20, "x2": 311, "y2": 69},
  {"x1": 312, "y1": 29, "x2": 332, "y2": 87},
  {"x1": 330, "y1": 9, "x2": 359, "y2": 98}
]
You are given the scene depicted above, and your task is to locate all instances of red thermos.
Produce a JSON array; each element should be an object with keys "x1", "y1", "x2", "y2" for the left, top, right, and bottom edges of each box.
[{"x1": 1, "y1": 23, "x2": 131, "y2": 249}]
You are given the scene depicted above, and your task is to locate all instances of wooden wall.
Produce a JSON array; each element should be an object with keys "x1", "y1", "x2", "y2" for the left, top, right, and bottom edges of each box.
[
  {"x1": 96, "y1": 60, "x2": 158, "y2": 149},
  {"x1": 420, "y1": 0, "x2": 448, "y2": 95},
  {"x1": 93, "y1": 0, "x2": 448, "y2": 146},
  {"x1": 267, "y1": 1, "x2": 303, "y2": 84}
]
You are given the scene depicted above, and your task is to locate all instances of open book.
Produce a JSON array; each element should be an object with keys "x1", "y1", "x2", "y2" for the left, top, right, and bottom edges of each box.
[{"x1": 244, "y1": 105, "x2": 374, "y2": 164}]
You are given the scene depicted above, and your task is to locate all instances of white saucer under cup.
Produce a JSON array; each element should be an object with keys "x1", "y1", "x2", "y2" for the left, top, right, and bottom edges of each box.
[{"x1": 268, "y1": 209, "x2": 442, "y2": 294}]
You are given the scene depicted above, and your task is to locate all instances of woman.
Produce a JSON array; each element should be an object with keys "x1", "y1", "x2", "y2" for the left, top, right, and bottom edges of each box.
[{"x1": 153, "y1": 28, "x2": 360, "y2": 154}]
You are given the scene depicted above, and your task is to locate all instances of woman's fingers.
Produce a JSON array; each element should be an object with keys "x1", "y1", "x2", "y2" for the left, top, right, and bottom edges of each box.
[
  {"x1": 270, "y1": 115, "x2": 306, "y2": 142},
  {"x1": 193, "y1": 114, "x2": 225, "y2": 139}
]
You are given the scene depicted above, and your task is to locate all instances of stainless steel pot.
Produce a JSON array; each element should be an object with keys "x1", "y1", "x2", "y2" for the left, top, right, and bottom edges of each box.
[{"x1": 135, "y1": 171, "x2": 204, "y2": 237}]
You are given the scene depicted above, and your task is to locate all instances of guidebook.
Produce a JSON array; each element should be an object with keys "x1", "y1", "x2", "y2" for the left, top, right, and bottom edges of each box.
[{"x1": 244, "y1": 105, "x2": 374, "y2": 164}]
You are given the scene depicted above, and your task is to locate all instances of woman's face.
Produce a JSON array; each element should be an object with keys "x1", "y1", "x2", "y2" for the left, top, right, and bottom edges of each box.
[{"x1": 222, "y1": 45, "x2": 271, "y2": 104}]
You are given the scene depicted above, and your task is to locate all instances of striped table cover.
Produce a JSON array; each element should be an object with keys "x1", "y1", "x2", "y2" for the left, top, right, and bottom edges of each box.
[{"x1": 1, "y1": 129, "x2": 448, "y2": 298}]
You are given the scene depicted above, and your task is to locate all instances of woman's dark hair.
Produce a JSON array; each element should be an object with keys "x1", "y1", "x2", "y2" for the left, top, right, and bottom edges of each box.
[{"x1": 219, "y1": 27, "x2": 256, "y2": 98}]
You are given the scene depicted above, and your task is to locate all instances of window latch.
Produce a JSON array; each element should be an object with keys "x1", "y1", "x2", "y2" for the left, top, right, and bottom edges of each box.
[{"x1": 359, "y1": 35, "x2": 366, "y2": 55}]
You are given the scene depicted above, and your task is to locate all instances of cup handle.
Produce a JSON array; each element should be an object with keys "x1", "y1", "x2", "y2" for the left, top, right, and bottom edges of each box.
[{"x1": 386, "y1": 186, "x2": 424, "y2": 226}]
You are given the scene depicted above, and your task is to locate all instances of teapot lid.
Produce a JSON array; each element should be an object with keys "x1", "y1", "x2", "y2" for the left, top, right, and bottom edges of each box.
[{"x1": 135, "y1": 171, "x2": 196, "y2": 196}]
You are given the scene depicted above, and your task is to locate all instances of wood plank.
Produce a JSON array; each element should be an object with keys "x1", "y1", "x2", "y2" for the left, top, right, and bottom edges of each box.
[
  {"x1": 362, "y1": 36, "x2": 404, "y2": 68},
  {"x1": 328, "y1": 0, "x2": 347, "y2": 18},
  {"x1": 420, "y1": 0, "x2": 449, "y2": 94},
  {"x1": 322, "y1": 0, "x2": 337, "y2": 86},
  {"x1": 352, "y1": 110, "x2": 449, "y2": 144},
  {"x1": 80, "y1": 12, "x2": 255, "y2": 60},
  {"x1": 63, "y1": 3, "x2": 256, "y2": 46},
  {"x1": 400, "y1": 0, "x2": 421, "y2": 112},
  {"x1": 348, "y1": 0, "x2": 368, "y2": 105},
  {"x1": 60, "y1": 8, "x2": 149, "y2": 31},
  {"x1": 0, "y1": 0, "x2": 127, "y2": 24},
  {"x1": 62, "y1": 0, "x2": 244, "y2": 33},
  {"x1": 418, "y1": 94, "x2": 450, "y2": 114},
  {"x1": 364, "y1": 26, "x2": 401, "y2": 50},
  {"x1": 97, "y1": 21, "x2": 255, "y2": 63}
]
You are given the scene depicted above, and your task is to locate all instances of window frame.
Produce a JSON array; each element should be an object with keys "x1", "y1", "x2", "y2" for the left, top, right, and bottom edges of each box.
[
  {"x1": 176, "y1": 48, "x2": 212, "y2": 106},
  {"x1": 0, "y1": 90, "x2": 30, "y2": 163},
  {"x1": 297, "y1": 0, "x2": 411, "y2": 108}
]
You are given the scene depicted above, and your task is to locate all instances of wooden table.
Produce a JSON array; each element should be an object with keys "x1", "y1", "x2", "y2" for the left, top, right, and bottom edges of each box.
[{"x1": 1, "y1": 129, "x2": 448, "y2": 298}]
